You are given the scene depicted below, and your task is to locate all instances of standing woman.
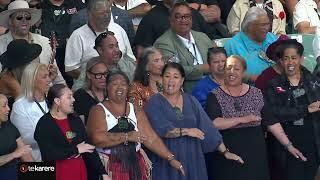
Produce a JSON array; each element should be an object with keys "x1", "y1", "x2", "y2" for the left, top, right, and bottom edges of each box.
[
  {"x1": 74, "y1": 57, "x2": 108, "y2": 124},
  {"x1": 144, "y1": 62, "x2": 243, "y2": 180},
  {"x1": 0, "y1": 94, "x2": 33, "y2": 180},
  {"x1": 205, "y1": 55, "x2": 270, "y2": 180},
  {"x1": 10, "y1": 62, "x2": 52, "y2": 161},
  {"x1": 87, "y1": 71, "x2": 185, "y2": 180},
  {"x1": 264, "y1": 40, "x2": 320, "y2": 180},
  {"x1": 34, "y1": 84, "x2": 110, "y2": 180},
  {"x1": 128, "y1": 47, "x2": 164, "y2": 110}
]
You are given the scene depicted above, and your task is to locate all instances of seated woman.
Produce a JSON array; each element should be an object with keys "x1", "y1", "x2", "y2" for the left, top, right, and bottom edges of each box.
[
  {"x1": 264, "y1": 39, "x2": 320, "y2": 180},
  {"x1": 144, "y1": 62, "x2": 243, "y2": 180},
  {"x1": 10, "y1": 63, "x2": 52, "y2": 162},
  {"x1": 0, "y1": 94, "x2": 33, "y2": 180},
  {"x1": 87, "y1": 71, "x2": 185, "y2": 180},
  {"x1": 128, "y1": 47, "x2": 164, "y2": 110},
  {"x1": 205, "y1": 55, "x2": 270, "y2": 180},
  {"x1": 224, "y1": 7, "x2": 277, "y2": 82},
  {"x1": 34, "y1": 84, "x2": 110, "y2": 180},
  {"x1": 74, "y1": 57, "x2": 108, "y2": 124},
  {"x1": 0, "y1": 39, "x2": 42, "y2": 99},
  {"x1": 227, "y1": 0, "x2": 286, "y2": 36}
]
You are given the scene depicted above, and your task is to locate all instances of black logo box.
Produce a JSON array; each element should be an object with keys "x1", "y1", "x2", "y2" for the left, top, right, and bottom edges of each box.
[{"x1": 18, "y1": 162, "x2": 55, "y2": 180}]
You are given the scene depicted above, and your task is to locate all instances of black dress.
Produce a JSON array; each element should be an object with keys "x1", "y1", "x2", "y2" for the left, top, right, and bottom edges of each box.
[
  {"x1": 205, "y1": 86, "x2": 270, "y2": 180},
  {"x1": 74, "y1": 88, "x2": 98, "y2": 125},
  {"x1": 0, "y1": 122, "x2": 20, "y2": 180}
]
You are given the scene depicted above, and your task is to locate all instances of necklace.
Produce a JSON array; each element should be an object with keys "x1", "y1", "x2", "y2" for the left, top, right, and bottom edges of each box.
[
  {"x1": 164, "y1": 93, "x2": 184, "y2": 120},
  {"x1": 225, "y1": 84, "x2": 243, "y2": 111}
]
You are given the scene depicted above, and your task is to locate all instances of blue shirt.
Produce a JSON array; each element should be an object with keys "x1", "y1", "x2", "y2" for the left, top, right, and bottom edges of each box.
[
  {"x1": 192, "y1": 75, "x2": 219, "y2": 108},
  {"x1": 224, "y1": 31, "x2": 277, "y2": 75}
]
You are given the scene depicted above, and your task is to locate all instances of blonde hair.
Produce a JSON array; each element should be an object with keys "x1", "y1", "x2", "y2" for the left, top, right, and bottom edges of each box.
[{"x1": 20, "y1": 62, "x2": 47, "y2": 101}]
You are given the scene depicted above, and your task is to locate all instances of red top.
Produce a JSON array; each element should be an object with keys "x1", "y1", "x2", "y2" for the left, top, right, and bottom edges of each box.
[
  {"x1": 53, "y1": 118, "x2": 87, "y2": 180},
  {"x1": 255, "y1": 67, "x2": 280, "y2": 92}
]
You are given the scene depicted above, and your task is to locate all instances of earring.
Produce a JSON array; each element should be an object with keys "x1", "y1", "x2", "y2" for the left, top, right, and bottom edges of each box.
[{"x1": 147, "y1": 71, "x2": 150, "y2": 76}]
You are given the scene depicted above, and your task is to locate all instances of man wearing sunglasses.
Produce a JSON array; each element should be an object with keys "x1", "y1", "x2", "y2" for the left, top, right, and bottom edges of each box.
[{"x1": 0, "y1": 0, "x2": 65, "y2": 85}]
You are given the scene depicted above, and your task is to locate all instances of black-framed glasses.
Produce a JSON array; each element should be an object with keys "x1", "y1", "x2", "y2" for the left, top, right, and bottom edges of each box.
[
  {"x1": 89, "y1": 71, "x2": 109, "y2": 79},
  {"x1": 94, "y1": 31, "x2": 115, "y2": 49},
  {"x1": 174, "y1": 14, "x2": 192, "y2": 21},
  {"x1": 15, "y1": 15, "x2": 32, "y2": 21}
]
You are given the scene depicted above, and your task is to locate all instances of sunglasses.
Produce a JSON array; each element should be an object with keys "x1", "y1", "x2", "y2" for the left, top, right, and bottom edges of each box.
[
  {"x1": 15, "y1": 15, "x2": 32, "y2": 21},
  {"x1": 89, "y1": 71, "x2": 109, "y2": 79},
  {"x1": 94, "y1": 31, "x2": 115, "y2": 48}
]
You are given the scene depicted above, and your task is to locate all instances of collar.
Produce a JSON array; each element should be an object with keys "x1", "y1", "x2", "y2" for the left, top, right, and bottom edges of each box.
[
  {"x1": 177, "y1": 32, "x2": 195, "y2": 47},
  {"x1": 8, "y1": 31, "x2": 35, "y2": 43},
  {"x1": 239, "y1": 31, "x2": 270, "y2": 52}
]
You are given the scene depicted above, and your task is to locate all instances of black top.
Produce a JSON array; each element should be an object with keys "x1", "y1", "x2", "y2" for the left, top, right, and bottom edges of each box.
[
  {"x1": 186, "y1": 0, "x2": 218, "y2": 6},
  {"x1": 74, "y1": 88, "x2": 98, "y2": 125},
  {"x1": 134, "y1": 2, "x2": 219, "y2": 47},
  {"x1": 39, "y1": 0, "x2": 85, "y2": 48},
  {"x1": 34, "y1": 113, "x2": 107, "y2": 176},
  {"x1": 217, "y1": 0, "x2": 236, "y2": 24},
  {"x1": 0, "y1": 122, "x2": 20, "y2": 169}
]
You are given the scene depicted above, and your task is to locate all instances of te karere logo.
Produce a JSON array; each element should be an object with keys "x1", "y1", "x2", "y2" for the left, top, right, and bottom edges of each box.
[{"x1": 19, "y1": 164, "x2": 55, "y2": 173}]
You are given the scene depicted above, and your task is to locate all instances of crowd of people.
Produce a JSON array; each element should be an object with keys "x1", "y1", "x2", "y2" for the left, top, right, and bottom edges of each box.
[{"x1": 1, "y1": 0, "x2": 320, "y2": 180}]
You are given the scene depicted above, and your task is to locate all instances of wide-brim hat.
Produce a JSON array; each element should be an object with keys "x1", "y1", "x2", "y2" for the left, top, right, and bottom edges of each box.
[
  {"x1": 0, "y1": 39, "x2": 42, "y2": 69},
  {"x1": 266, "y1": 34, "x2": 289, "y2": 61},
  {"x1": 0, "y1": 0, "x2": 42, "y2": 28}
]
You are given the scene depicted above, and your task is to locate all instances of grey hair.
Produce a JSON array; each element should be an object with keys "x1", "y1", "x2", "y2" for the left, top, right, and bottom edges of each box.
[
  {"x1": 20, "y1": 62, "x2": 47, "y2": 101},
  {"x1": 87, "y1": 0, "x2": 111, "y2": 11},
  {"x1": 241, "y1": 7, "x2": 268, "y2": 32}
]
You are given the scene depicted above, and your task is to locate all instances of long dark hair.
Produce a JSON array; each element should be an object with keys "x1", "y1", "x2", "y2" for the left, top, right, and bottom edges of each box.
[
  {"x1": 47, "y1": 84, "x2": 68, "y2": 109},
  {"x1": 133, "y1": 47, "x2": 160, "y2": 86},
  {"x1": 161, "y1": 62, "x2": 186, "y2": 78}
]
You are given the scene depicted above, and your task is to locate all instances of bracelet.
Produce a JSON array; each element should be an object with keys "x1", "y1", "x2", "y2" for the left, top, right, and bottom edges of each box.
[
  {"x1": 179, "y1": 128, "x2": 182, "y2": 137},
  {"x1": 284, "y1": 141, "x2": 292, "y2": 150},
  {"x1": 167, "y1": 154, "x2": 175, "y2": 162},
  {"x1": 124, "y1": 133, "x2": 128, "y2": 145}
]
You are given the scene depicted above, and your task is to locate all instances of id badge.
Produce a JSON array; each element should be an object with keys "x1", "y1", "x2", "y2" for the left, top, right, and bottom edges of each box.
[{"x1": 293, "y1": 118, "x2": 304, "y2": 126}]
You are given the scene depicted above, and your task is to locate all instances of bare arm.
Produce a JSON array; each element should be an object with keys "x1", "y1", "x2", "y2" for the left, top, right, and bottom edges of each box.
[
  {"x1": 199, "y1": 5, "x2": 221, "y2": 23},
  {"x1": 0, "y1": 153, "x2": 16, "y2": 166},
  {"x1": 213, "y1": 114, "x2": 261, "y2": 130},
  {"x1": 17, "y1": 138, "x2": 33, "y2": 162},
  {"x1": 0, "y1": 138, "x2": 32, "y2": 166},
  {"x1": 128, "y1": 3, "x2": 152, "y2": 18},
  {"x1": 296, "y1": 22, "x2": 316, "y2": 34},
  {"x1": 66, "y1": 68, "x2": 81, "y2": 79}
]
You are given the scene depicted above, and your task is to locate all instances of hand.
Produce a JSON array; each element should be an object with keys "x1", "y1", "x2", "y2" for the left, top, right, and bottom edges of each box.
[
  {"x1": 48, "y1": 64, "x2": 58, "y2": 81},
  {"x1": 186, "y1": 128, "x2": 205, "y2": 140},
  {"x1": 188, "y1": 3, "x2": 200, "y2": 10},
  {"x1": 128, "y1": 131, "x2": 147, "y2": 143},
  {"x1": 169, "y1": 159, "x2": 185, "y2": 176},
  {"x1": 308, "y1": 101, "x2": 320, "y2": 113},
  {"x1": 240, "y1": 114, "x2": 261, "y2": 124},
  {"x1": 287, "y1": 145, "x2": 307, "y2": 161},
  {"x1": 77, "y1": 142, "x2": 95, "y2": 154},
  {"x1": 102, "y1": 174, "x2": 112, "y2": 180},
  {"x1": 13, "y1": 145, "x2": 32, "y2": 159},
  {"x1": 224, "y1": 151, "x2": 244, "y2": 164}
]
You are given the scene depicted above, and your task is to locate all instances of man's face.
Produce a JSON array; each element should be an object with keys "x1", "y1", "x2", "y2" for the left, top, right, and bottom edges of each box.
[
  {"x1": 97, "y1": 35, "x2": 121, "y2": 65},
  {"x1": 9, "y1": 11, "x2": 32, "y2": 36},
  {"x1": 248, "y1": 15, "x2": 270, "y2": 43},
  {"x1": 90, "y1": 1, "x2": 111, "y2": 28},
  {"x1": 170, "y1": 5, "x2": 192, "y2": 37}
]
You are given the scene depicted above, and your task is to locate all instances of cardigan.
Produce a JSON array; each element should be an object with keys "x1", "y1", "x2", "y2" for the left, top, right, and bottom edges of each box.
[{"x1": 34, "y1": 113, "x2": 107, "y2": 176}]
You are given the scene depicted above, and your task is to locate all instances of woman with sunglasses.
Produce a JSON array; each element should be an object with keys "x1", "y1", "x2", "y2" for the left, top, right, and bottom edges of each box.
[
  {"x1": 87, "y1": 71, "x2": 185, "y2": 180},
  {"x1": 128, "y1": 47, "x2": 164, "y2": 110},
  {"x1": 74, "y1": 57, "x2": 108, "y2": 124},
  {"x1": 34, "y1": 84, "x2": 111, "y2": 180}
]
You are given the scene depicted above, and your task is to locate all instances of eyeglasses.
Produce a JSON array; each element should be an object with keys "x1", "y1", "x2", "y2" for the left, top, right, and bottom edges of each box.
[
  {"x1": 94, "y1": 31, "x2": 115, "y2": 49},
  {"x1": 174, "y1": 14, "x2": 192, "y2": 21},
  {"x1": 89, "y1": 71, "x2": 109, "y2": 79},
  {"x1": 15, "y1": 15, "x2": 32, "y2": 21}
]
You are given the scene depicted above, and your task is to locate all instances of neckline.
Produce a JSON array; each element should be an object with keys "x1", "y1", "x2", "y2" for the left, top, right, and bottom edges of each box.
[
  {"x1": 101, "y1": 101, "x2": 131, "y2": 119},
  {"x1": 218, "y1": 85, "x2": 251, "y2": 98}
]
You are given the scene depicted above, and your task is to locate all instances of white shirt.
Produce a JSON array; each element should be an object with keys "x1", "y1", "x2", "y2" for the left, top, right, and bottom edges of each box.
[
  {"x1": 293, "y1": 0, "x2": 320, "y2": 29},
  {"x1": 112, "y1": 0, "x2": 147, "y2": 25},
  {"x1": 177, "y1": 33, "x2": 204, "y2": 65},
  {"x1": 10, "y1": 97, "x2": 49, "y2": 162},
  {"x1": 65, "y1": 22, "x2": 136, "y2": 90}
]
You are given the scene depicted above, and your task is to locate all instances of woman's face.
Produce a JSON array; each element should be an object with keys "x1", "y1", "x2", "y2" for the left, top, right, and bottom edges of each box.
[
  {"x1": 147, "y1": 51, "x2": 165, "y2": 76},
  {"x1": 224, "y1": 57, "x2": 245, "y2": 86},
  {"x1": 35, "y1": 66, "x2": 51, "y2": 94},
  {"x1": 88, "y1": 63, "x2": 108, "y2": 90},
  {"x1": 0, "y1": 95, "x2": 10, "y2": 122},
  {"x1": 162, "y1": 67, "x2": 184, "y2": 95},
  {"x1": 56, "y1": 88, "x2": 75, "y2": 115},
  {"x1": 280, "y1": 47, "x2": 302, "y2": 77},
  {"x1": 106, "y1": 74, "x2": 129, "y2": 102}
]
